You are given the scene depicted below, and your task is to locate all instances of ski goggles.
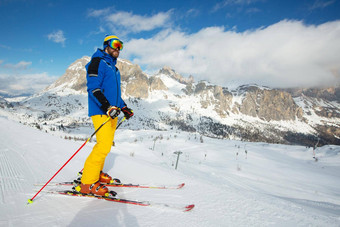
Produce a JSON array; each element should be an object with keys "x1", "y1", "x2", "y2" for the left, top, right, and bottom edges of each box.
[{"x1": 109, "y1": 39, "x2": 123, "y2": 51}]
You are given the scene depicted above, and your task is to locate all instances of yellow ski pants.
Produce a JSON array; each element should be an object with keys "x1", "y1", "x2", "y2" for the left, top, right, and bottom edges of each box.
[{"x1": 81, "y1": 115, "x2": 117, "y2": 184}]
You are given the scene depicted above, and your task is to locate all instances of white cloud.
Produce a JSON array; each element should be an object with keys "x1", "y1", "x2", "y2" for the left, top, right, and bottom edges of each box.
[
  {"x1": 0, "y1": 44, "x2": 11, "y2": 50},
  {"x1": 88, "y1": 26, "x2": 105, "y2": 36},
  {"x1": 309, "y1": 0, "x2": 335, "y2": 10},
  {"x1": 186, "y1": 8, "x2": 200, "y2": 18},
  {"x1": 89, "y1": 9, "x2": 173, "y2": 34},
  {"x1": 0, "y1": 72, "x2": 58, "y2": 96},
  {"x1": 87, "y1": 8, "x2": 111, "y2": 17},
  {"x1": 3, "y1": 61, "x2": 32, "y2": 70},
  {"x1": 212, "y1": 0, "x2": 264, "y2": 12},
  {"x1": 47, "y1": 30, "x2": 66, "y2": 47},
  {"x1": 0, "y1": 60, "x2": 57, "y2": 96},
  {"x1": 123, "y1": 20, "x2": 340, "y2": 88},
  {"x1": 108, "y1": 11, "x2": 172, "y2": 33}
]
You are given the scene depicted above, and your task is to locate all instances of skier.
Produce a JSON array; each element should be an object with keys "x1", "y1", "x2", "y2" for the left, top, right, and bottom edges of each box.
[{"x1": 76, "y1": 35, "x2": 134, "y2": 196}]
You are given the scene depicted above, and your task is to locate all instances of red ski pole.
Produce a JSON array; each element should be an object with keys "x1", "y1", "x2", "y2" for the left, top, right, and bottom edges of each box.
[{"x1": 27, "y1": 116, "x2": 111, "y2": 204}]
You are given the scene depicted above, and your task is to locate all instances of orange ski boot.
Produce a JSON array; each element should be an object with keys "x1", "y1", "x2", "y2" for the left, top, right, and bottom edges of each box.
[
  {"x1": 99, "y1": 171, "x2": 121, "y2": 184},
  {"x1": 76, "y1": 182, "x2": 109, "y2": 196}
]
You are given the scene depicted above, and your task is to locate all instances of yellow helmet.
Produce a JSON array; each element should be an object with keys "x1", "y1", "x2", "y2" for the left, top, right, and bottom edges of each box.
[
  {"x1": 103, "y1": 35, "x2": 123, "y2": 50},
  {"x1": 104, "y1": 35, "x2": 119, "y2": 42}
]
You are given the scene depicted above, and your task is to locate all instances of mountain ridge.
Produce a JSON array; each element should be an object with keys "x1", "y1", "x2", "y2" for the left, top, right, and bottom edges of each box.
[{"x1": 1, "y1": 56, "x2": 339, "y2": 146}]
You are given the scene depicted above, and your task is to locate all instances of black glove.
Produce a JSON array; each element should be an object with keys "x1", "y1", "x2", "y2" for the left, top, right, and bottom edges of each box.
[
  {"x1": 122, "y1": 106, "x2": 134, "y2": 119},
  {"x1": 107, "y1": 106, "x2": 120, "y2": 119}
]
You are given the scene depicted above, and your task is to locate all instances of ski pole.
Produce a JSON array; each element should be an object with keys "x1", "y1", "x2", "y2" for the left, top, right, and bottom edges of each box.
[
  {"x1": 116, "y1": 116, "x2": 126, "y2": 130},
  {"x1": 27, "y1": 116, "x2": 111, "y2": 204}
]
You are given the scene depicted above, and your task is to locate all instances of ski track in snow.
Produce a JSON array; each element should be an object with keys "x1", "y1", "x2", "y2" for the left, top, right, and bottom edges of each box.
[{"x1": 0, "y1": 143, "x2": 28, "y2": 204}]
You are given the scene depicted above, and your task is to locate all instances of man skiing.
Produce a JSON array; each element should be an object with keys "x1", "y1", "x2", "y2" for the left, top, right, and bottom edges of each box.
[{"x1": 76, "y1": 35, "x2": 134, "y2": 196}]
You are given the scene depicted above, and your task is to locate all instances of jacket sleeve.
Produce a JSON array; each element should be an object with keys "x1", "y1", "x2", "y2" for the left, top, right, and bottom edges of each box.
[
  {"x1": 86, "y1": 57, "x2": 111, "y2": 112},
  {"x1": 118, "y1": 97, "x2": 127, "y2": 109}
]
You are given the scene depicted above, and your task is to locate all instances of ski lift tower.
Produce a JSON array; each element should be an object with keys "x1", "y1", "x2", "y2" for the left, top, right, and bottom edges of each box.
[{"x1": 173, "y1": 151, "x2": 183, "y2": 170}]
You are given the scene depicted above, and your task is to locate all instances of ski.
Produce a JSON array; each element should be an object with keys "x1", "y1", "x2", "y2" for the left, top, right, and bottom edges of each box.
[
  {"x1": 35, "y1": 181, "x2": 185, "y2": 189},
  {"x1": 40, "y1": 189, "x2": 195, "y2": 212}
]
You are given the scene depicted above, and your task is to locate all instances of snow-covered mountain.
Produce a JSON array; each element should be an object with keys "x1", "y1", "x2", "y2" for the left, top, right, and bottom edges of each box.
[{"x1": 1, "y1": 56, "x2": 339, "y2": 146}]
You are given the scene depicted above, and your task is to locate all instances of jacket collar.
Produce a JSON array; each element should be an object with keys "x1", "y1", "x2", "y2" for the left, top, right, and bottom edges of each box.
[{"x1": 92, "y1": 48, "x2": 117, "y2": 66}]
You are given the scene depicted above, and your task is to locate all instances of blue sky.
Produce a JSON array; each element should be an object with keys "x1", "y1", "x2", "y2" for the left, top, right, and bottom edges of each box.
[{"x1": 1, "y1": 0, "x2": 340, "y2": 96}]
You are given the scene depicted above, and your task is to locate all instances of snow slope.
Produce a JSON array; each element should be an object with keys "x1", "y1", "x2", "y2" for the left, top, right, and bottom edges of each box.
[{"x1": 0, "y1": 116, "x2": 340, "y2": 226}]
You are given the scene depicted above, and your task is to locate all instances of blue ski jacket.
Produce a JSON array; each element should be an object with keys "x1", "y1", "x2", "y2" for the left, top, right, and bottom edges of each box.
[{"x1": 86, "y1": 49, "x2": 126, "y2": 116}]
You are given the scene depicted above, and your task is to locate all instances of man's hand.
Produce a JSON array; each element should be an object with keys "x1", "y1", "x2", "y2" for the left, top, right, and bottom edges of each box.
[
  {"x1": 122, "y1": 106, "x2": 134, "y2": 119},
  {"x1": 107, "y1": 106, "x2": 120, "y2": 119}
]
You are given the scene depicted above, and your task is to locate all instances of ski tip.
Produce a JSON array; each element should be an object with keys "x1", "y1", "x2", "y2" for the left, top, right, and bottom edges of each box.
[
  {"x1": 27, "y1": 199, "x2": 33, "y2": 205},
  {"x1": 184, "y1": 204, "x2": 195, "y2": 212},
  {"x1": 178, "y1": 183, "x2": 185, "y2": 189}
]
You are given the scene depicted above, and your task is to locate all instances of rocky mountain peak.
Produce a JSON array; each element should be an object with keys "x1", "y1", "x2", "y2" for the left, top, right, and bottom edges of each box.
[
  {"x1": 286, "y1": 86, "x2": 340, "y2": 103},
  {"x1": 117, "y1": 59, "x2": 144, "y2": 82},
  {"x1": 158, "y1": 66, "x2": 194, "y2": 85},
  {"x1": 45, "y1": 56, "x2": 90, "y2": 93},
  {"x1": 236, "y1": 86, "x2": 303, "y2": 121}
]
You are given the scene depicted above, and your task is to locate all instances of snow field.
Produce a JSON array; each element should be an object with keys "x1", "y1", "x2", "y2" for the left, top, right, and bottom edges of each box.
[{"x1": 0, "y1": 116, "x2": 339, "y2": 226}]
